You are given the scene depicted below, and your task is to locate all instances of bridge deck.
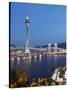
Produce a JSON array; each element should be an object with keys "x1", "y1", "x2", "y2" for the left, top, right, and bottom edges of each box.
[{"x1": 10, "y1": 51, "x2": 66, "y2": 58}]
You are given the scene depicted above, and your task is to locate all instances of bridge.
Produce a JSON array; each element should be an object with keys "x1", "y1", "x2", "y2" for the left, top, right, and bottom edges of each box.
[
  {"x1": 30, "y1": 47, "x2": 66, "y2": 52},
  {"x1": 10, "y1": 43, "x2": 66, "y2": 60}
]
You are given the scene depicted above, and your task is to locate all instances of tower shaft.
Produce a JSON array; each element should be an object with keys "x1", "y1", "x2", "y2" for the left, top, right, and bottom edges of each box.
[
  {"x1": 25, "y1": 16, "x2": 30, "y2": 53},
  {"x1": 25, "y1": 27, "x2": 29, "y2": 50}
]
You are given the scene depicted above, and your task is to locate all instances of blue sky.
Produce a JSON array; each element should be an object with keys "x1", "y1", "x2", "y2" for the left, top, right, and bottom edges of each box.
[{"x1": 10, "y1": 2, "x2": 66, "y2": 46}]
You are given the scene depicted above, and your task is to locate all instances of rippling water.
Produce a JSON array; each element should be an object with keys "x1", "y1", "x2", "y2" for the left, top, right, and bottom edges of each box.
[{"x1": 10, "y1": 55, "x2": 66, "y2": 81}]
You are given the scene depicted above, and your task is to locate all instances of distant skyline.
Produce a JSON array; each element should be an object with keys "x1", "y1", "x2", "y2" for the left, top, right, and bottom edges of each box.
[{"x1": 10, "y1": 2, "x2": 66, "y2": 47}]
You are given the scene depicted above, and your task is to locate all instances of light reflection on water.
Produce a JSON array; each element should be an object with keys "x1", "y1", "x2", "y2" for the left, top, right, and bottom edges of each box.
[{"x1": 10, "y1": 55, "x2": 66, "y2": 80}]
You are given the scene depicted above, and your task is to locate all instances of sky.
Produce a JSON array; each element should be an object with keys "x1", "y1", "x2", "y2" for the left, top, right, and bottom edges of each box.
[{"x1": 10, "y1": 2, "x2": 66, "y2": 47}]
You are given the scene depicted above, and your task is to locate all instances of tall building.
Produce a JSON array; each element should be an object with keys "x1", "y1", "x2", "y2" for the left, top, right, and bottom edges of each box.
[
  {"x1": 25, "y1": 16, "x2": 30, "y2": 53},
  {"x1": 48, "y1": 43, "x2": 51, "y2": 53},
  {"x1": 54, "y1": 43, "x2": 57, "y2": 52}
]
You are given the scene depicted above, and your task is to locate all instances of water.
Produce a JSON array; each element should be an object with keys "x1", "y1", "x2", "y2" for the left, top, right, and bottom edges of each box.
[{"x1": 10, "y1": 55, "x2": 66, "y2": 81}]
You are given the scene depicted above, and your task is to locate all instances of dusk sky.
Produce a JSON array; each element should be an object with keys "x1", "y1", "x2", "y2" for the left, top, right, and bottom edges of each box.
[{"x1": 10, "y1": 2, "x2": 66, "y2": 47}]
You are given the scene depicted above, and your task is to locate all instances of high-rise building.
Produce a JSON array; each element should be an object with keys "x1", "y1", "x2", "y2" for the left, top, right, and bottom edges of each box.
[{"x1": 25, "y1": 16, "x2": 30, "y2": 53}]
